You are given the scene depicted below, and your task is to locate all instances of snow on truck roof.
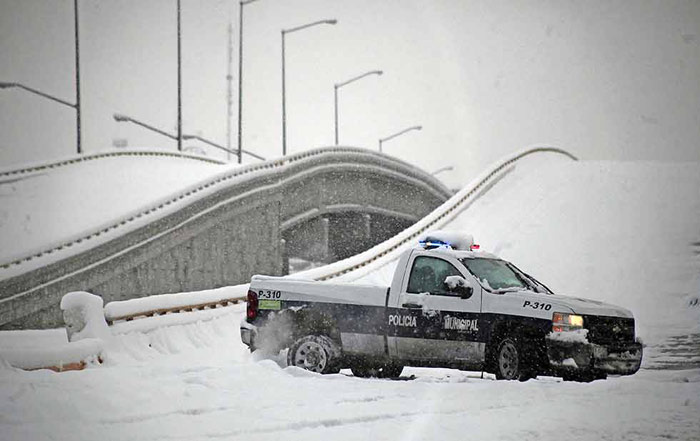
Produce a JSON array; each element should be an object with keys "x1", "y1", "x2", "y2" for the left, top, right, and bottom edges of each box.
[{"x1": 417, "y1": 231, "x2": 498, "y2": 259}]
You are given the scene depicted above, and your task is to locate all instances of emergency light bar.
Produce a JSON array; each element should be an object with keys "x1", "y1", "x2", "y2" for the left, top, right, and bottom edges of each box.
[
  {"x1": 419, "y1": 239, "x2": 452, "y2": 250},
  {"x1": 418, "y1": 231, "x2": 477, "y2": 251}
]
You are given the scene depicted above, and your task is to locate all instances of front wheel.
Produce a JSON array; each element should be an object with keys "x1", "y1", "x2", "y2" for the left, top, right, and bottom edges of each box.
[
  {"x1": 287, "y1": 335, "x2": 341, "y2": 374},
  {"x1": 494, "y1": 337, "x2": 534, "y2": 381}
]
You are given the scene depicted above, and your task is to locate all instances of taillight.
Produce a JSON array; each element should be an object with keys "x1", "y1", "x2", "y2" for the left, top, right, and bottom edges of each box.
[{"x1": 246, "y1": 290, "x2": 258, "y2": 320}]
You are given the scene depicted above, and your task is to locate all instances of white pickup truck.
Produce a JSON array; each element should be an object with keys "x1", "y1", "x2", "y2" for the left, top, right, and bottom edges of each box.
[{"x1": 240, "y1": 232, "x2": 643, "y2": 381}]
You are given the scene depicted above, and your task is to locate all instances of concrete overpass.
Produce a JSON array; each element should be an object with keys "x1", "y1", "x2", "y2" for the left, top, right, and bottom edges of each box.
[{"x1": 0, "y1": 147, "x2": 451, "y2": 329}]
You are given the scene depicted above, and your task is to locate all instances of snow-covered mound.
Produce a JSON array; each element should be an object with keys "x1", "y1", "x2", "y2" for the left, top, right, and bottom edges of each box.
[
  {"x1": 353, "y1": 159, "x2": 700, "y2": 345},
  {"x1": 0, "y1": 149, "x2": 230, "y2": 265},
  {"x1": 1, "y1": 302, "x2": 698, "y2": 441}
]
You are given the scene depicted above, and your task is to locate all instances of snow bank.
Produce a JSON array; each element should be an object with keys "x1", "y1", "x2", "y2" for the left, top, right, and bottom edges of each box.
[{"x1": 0, "y1": 338, "x2": 103, "y2": 370}]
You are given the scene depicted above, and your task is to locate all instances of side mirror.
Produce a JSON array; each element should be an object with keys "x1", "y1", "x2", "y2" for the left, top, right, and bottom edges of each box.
[
  {"x1": 456, "y1": 285, "x2": 473, "y2": 299},
  {"x1": 443, "y1": 276, "x2": 474, "y2": 299}
]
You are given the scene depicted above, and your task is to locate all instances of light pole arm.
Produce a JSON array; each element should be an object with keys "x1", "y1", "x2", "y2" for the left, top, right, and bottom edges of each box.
[
  {"x1": 184, "y1": 134, "x2": 266, "y2": 161},
  {"x1": 283, "y1": 19, "x2": 337, "y2": 35},
  {"x1": 379, "y1": 125, "x2": 422, "y2": 144},
  {"x1": 335, "y1": 70, "x2": 383, "y2": 89},
  {"x1": 113, "y1": 114, "x2": 178, "y2": 140},
  {"x1": 431, "y1": 166, "x2": 454, "y2": 176},
  {"x1": 0, "y1": 82, "x2": 76, "y2": 109}
]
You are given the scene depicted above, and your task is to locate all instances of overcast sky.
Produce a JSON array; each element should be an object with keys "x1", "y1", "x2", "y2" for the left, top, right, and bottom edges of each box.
[{"x1": 0, "y1": 0, "x2": 698, "y2": 188}]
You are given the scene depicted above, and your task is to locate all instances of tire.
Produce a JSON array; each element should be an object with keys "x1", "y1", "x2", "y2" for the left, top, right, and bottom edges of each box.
[
  {"x1": 287, "y1": 335, "x2": 341, "y2": 374},
  {"x1": 351, "y1": 363, "x2": 404, "y2": 379},
  {"x1": 494, "y1": 337, "x2": 528, "y2": 381}
]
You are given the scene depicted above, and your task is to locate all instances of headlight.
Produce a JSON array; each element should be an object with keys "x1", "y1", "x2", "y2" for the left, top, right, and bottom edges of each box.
[{"x1": 552, "y1": 312, "x2": 584, "y2": 332}]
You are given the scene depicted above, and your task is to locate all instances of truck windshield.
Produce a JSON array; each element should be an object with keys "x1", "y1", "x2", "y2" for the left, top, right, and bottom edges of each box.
[{"x1": 460, "y1": 258, "x2": 529, "y2": 292}]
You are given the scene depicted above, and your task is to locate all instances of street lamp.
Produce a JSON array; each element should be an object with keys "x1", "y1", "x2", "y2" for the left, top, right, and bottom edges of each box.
[
  {"x1": 0, "y1": 81, "x2": 80, "y2": 152},
  {"x1": 378, "y1": 125, "x2": 422, "y2": 152},
  {"x1": 235, "y1": 0, "x2": 262, "y2": 165},
  {"x1": 0, "y1": 0, "x2": 82, "y2": 155},
  {"x1": 431, "y1": 166, "x2": 454, "y2": 176},
  {"x1": 113, "y1": 113, "x2": 265, "y2": 161},
  {"x1": 183, "y1": 134, "x2": 265, "y2": 161},
  {"x1": 334, "y1": 70, "x2": 383, "y2": 145},
  {"x1": 281, "y1": 18, "x2": 337, "y2": 156},
  {"x1": 113, "y1": 113, "x2": 178, "y2": 140}
]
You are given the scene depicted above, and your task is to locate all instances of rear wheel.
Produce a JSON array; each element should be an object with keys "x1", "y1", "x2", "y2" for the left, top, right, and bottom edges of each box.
[{"x1": 287, "y1": 335, "x2": 341, "y2": 374}]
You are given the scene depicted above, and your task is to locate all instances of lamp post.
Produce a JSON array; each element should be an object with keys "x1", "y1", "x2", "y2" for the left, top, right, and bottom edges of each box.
[
  {"x1": 74, "y1": 0, "x2": 82, "y2": 154},
  {"x1": 0, "y1": 82, "x2": 80, "y2": 152},
  {"x1": 176, "y1": 0, "x2": 182, "y2": 151},
  {"x1": 378, "y1": 125, "x2": 422, "y2": 153},
  {"x1": 235, "y1": 0, "x2": 262, "y2": 165},
  {"x1": 0, "y1": 0, "x2": 82, "y2": 155},
  {"x1": 334, "y1": 70, "x2": 382, "y2": 145},
  {"x1": 113, "y1": 113, "x2": 265, "y2": 161},
  {"x1": 431, "y1": 165, "x2": 454, "y2": 176},
  {"x1": 281, "y1": 19, "x2": 337, "y2": 156}
]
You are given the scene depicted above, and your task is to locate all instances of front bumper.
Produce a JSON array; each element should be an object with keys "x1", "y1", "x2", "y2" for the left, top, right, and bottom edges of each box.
[{"x1": 546, "y1": 337, "x2": 643, "y2": 376}]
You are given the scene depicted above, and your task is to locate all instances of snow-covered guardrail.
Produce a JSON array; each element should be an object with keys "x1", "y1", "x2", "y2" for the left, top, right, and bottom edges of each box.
[{"x1": 103, "y1": 286, "x2": 248, "y2": 324}]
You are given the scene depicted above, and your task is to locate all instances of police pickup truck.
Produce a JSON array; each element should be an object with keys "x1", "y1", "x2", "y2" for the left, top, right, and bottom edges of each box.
[{"x1": 240, "y1": 232, "x2": 643, "y2": 381}]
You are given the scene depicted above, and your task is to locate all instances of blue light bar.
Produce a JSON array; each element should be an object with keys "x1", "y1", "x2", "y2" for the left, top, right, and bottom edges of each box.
[{"x1": 419, "y1": 239, "x2": 453, "y2": 250}]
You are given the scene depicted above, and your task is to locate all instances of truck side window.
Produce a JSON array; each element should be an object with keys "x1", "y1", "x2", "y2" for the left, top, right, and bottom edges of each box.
[{"x1": 407, "y1": 256, "x2": 463, "y2": 295}]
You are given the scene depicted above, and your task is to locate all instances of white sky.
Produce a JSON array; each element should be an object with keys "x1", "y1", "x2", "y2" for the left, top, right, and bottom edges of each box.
[{"x1": 0, "y1": 0, "x2": 698, "y2": 188}]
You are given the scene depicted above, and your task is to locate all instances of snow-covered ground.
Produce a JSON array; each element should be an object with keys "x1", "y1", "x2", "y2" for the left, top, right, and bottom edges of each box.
[
  {"x1": 1, "y1": 305, "x2": 698, "y2": 441},
  {"x1": 1, "y1": 156, "x2": 699, "y2": 440}
]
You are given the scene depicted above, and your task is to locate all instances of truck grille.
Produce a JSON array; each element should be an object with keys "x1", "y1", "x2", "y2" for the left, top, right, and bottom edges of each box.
[{"x1": 584, "y1": 316, "x2": 635, "y2": 344}]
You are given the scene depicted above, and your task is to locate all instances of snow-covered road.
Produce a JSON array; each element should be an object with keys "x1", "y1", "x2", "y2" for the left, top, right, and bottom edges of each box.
[{"x1": 1, "y1": 306, "x2": 698, "y2": 441}]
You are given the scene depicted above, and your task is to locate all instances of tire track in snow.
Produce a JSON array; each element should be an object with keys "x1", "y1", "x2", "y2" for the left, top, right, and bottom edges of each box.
[{"x1": 644, "y1": 333, "x2": 700, "y2": 370}]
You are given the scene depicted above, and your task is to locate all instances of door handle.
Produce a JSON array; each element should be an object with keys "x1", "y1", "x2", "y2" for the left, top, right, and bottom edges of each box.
[{"x1": 401, "y1": 303, "x2": 422, "y2": 309}]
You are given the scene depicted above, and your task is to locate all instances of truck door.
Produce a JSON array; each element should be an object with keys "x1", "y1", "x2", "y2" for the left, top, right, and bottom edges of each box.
[{"x1": 387, "y1": 254, "x2": 484, "y2": 364}]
